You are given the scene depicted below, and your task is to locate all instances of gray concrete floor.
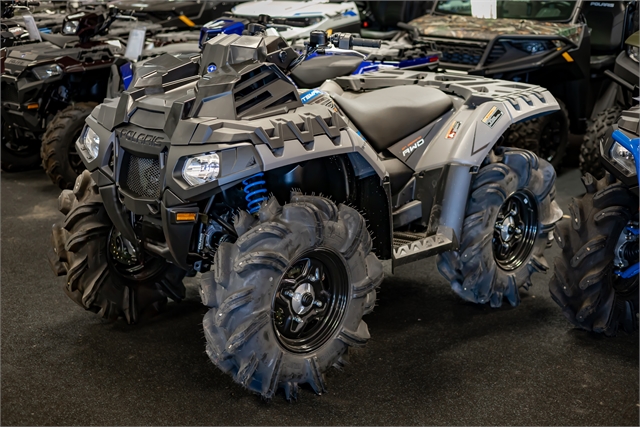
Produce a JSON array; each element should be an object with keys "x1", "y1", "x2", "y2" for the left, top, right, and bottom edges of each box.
[{"x1": 1, "y1": 163, "x2": 638, "y2": 425}]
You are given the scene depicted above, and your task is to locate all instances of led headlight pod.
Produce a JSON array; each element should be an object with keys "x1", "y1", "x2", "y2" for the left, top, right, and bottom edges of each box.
[
  {"x1": 63, "y1": 20, "x2": 79, "y2": 35},
  {"x1": 32, "y1": 64, "x2": 63, "y2": 80},
  {"x1": 182, "y1": 152, "x2": 220, "y2": 186},
  {"x1": 79, "y1": 126, "x2": 100, "y2": 161},
  {"x1": 610, "y1": 142, "x2": 636, "y2": 176}
]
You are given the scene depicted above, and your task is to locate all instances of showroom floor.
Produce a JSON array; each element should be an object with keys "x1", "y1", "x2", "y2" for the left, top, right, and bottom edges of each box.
[{"x1": 1, "y1": 164, "x2": 638, "y2": 425}]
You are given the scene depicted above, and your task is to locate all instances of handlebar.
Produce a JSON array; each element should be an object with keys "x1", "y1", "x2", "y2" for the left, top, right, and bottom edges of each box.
[{"x1": 351, "y1": 37, "x2": 382, "y2": 49}]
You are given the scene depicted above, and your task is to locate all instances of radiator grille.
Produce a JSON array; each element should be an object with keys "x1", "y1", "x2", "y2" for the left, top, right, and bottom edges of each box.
[
  {"x1": 123, "y1": 154, "x2": 161, "y2": 198},
  {"x1": 433, "y1": 41, "x2": 487, "y2": 66}
]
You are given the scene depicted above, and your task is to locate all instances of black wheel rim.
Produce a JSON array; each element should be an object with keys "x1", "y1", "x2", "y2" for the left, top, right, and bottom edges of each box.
[
  {"x1": 272, "y1": 248, "x2": 349, "y2": 354},
  {"x1": 2, "y1": 122, "x2": 39, "y2": 158},
  {"x1": 68, "y1": 128, "x2": 85, "y2": 174},
  {"x1": 539, "y1": 114, "x2": 564, "y2": 163},
  {"x1": 107, "y1": 228, "x2": 164, "y2": 280},
  {"x1": 492, "y1": 191, "x2": 538, "y2": 271}
]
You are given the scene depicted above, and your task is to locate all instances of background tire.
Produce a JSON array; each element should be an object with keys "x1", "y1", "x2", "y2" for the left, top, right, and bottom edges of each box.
[
  {"x1": 549, "y1": 173, "x2": 638, "y2": 335},
  {"x1": 48, "y1": 170, "x2": 186, "y2": 323},
  {"x1": 579, "y1": 106, "x2": 622, "y2": 180},
  {"x1": 200, "y1": 193, "x2": 382, "y2": 400},
  {"x1": 41, "y1": 102, "x2": 97, "y2": 190},
  {"x1": 502, "y1": 100, "x2": 570, "y2": 170},
  {"x1": 437, "y1": 148, "x2": 562, "y2": 307},
  {"x1": 1, "y1": 121, "x2": 40, "y2": 172}
]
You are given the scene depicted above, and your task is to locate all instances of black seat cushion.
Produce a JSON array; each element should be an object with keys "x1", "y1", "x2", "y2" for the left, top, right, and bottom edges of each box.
[
  {"x1": 333, "y1": 86, "x2": 453, "y2": 152},
  {"x1": 290, "y1": 55, "x2": 363, "y2": 89}
]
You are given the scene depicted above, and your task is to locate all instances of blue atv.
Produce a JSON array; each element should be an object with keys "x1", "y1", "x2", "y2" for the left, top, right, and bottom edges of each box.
[
  {"x1": 198, "y1": 16, "x2": 440, "y2": 88},
  {"x1": 550, "y1": 106, "x2": 639, "y2": 335}
]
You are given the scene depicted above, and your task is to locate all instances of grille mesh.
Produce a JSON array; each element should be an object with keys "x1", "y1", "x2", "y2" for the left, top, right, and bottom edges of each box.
[
  {"x1": 434, "y1": 41, "x2": 487, "y2": 66},
  {"x1": 124, "y1": 155, "x2": 161, "y2": 198}
]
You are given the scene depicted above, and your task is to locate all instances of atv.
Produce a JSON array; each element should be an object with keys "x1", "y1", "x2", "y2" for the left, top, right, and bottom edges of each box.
[
  {"x1": 228, "y1": 0, "x2": 362, "y2": 42},
  {"x1": 1, "y1": 6, "x2": 200, "y2": 187},
  {"x1": 580, "y1": 31, "x2": 640, "y2": 179},
  {"x1": 48, "y1": 28, "x2": 562, "y2": 399},
  {"x1": 402, "y1": 0, "x2": 638, "y2": 169},
  {"x1": 112, "y1": 0, "x2": 241, "y2": 29},
  {"x1": 550, "y1": 106, "x2": 639, "y2": 336}
]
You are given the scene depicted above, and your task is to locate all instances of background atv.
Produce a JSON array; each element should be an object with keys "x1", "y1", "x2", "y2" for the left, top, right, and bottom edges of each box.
[
  {"x1": 403, "y1": 0, "x2": 638, "y2": 169},
  {"x1": 550, "y1": 106, "x2": 639, "y2": 336},
  {"x1": 580, "y1": 31, "x2": 640, "y2": 179},
  {"x1": 49, "y1": 29, "x2": 562, "y2": 400},
  {"x1": 199, "y1": 15, "x2": 441, "y2": 89}
]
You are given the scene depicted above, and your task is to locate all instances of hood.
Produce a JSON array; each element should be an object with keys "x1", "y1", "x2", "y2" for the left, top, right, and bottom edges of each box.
[
  {"x1": 232, "y1": 0, "x2": 356, "y2": 18},
  {"x1": 409, "y1": 14, "x2": 582, "y2": 42}
]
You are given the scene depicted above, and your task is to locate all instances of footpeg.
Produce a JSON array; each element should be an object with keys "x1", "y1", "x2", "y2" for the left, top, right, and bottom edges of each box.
[{"x1": 392, "y1": 227, "x2": 455, "y2": 268}]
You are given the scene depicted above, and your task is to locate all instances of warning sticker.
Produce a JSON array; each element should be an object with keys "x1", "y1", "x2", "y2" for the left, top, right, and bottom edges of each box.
[
  {"x1": 482, "y1": 106, "x2": 503, "y2": 128},
  {"x1": 445, "y1": 121, "x2": 460, "y2": 139}
]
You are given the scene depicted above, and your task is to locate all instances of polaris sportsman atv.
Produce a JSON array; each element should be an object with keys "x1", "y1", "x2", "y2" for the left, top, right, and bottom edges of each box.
[
  {"x1": 580, "y1": 31, "x2": 640, "y2": 179},
  {"x1": 228, "y1": 0, "x2": 361, "y2": 42},
  {"x1": 402, "y1": 0, "x2": 638, "y2": 169},
  {"x1": 49, "y1": 29, "x2": 562, "y2": 399},
  {"x1": 550, "y1": 106, "x2": 639, "y2": 336},
  {"x1": 1, "y1": 7, "x2": 200, "y2": 186},
  {"x1": 1, "y1": 8, "x2": 127, "y2": 175}
]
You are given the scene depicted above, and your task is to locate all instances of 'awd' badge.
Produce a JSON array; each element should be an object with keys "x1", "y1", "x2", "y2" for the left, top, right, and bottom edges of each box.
[
  {"x1": 401, "y1": 136, "x2": 424, "y2": 157},
  {"x1": 482, "y1": 106, "x2": 503, "y2": 128}
]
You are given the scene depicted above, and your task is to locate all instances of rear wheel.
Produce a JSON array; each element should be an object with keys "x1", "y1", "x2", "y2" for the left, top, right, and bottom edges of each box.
[
  {"x1": 1, "y1": 121, "x2": 40, "y2": 172},
  {"x1": 41, "y1": 102, "x2": 97, "y2": 190},
  {"x1": 200, "y1": 194, "x2": 382, "y2": 400},
  {"x1": 579, "y1": 106, "x2": 622, "y2": 180},
  {"x1": 49, "y1": 170, "x2": 186, "y2": 323},
  {"x1": 437, "y1": 148, "x2": 563, "y2": 307},
  {"x1": 503, "y1": 101, "x2": 570, "y2": 169},
  {"x1": 549, "y1": 173, "x2": 638, "y2": 335}
]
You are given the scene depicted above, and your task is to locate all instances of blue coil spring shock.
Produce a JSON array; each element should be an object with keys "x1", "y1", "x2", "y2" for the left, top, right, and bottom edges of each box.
[{"x1": 243, "y1": 173, "x2": 268, "y2": 214}]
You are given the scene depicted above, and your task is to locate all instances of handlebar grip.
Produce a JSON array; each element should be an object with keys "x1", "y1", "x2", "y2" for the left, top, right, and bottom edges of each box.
[{"x1": 351, "y1": 37, "x2": 382, "y2": 49}]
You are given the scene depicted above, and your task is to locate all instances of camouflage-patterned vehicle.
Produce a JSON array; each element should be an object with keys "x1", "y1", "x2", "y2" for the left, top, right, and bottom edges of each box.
[{"x1": 404, "y1": 0, "x2": 637, "y2": 169}]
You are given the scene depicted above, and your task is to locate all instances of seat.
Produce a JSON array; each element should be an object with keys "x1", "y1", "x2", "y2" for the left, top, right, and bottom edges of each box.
[
  {"x1": 290, "y1": 55, "x2": 363, "y2": 89},
  {"x1": 333, "y1": 85, "x2": 453, "y2": 152}
]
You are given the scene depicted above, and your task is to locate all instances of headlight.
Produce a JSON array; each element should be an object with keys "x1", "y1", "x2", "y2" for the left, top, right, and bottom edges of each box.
[
  {"x1": 627, "y1": 45, "x2": 639, "y2": 63},
  {"x1": 610, "y1": 141, "x2": 636, "y2": 176},
  {"x1": 62, "y1": 20, "x2": 79, "y2": 35},
  {"x1": 32, "y1": 64, "x2": 63, "y2": 80},
  {"x1": 78, "y1": 126, "x2": 100, "y2": 161},
  {"x1": 182, "y1": 152, "x2": 220, "y2": 186},
  {"x1": 508, "y1": 40, "x2": 554, "y2": 55}
]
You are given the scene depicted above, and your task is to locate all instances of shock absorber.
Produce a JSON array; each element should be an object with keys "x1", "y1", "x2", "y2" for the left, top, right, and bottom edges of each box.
[{"x1": 242, "y1": 172, "x2": 268, "y2": 214}]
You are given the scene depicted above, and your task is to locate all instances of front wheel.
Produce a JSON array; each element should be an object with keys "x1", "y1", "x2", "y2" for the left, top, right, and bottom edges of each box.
[
  {"x1": 549, "y1": 173, "x2": 638, "y2": 335},
  {"x1": 41, "y1": 102, "x2": 97, "y2": 190},
  {"x1": 48, "y1": 170, "x2": 186, "y2": 323},
  {"x1": 1, "y1": 121, "x2": 41, "y2": 172},
  {"x1": 200, "y1": 194, "x2": 382, "y2": 400},
  {"x1": 437, "y1": 148, "x2": 563, "y2": 307}
]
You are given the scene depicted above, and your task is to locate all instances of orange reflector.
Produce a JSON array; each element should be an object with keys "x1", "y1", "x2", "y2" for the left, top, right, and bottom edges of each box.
[
  {"x1": 326, "y1": 28, "x2": 333, "y2": 36},
  {"x1": 176, "y1": 212, "x2": 197, "y2": 222},
  {"x1": 562, "y1": 52, "x2": 574, "y2": 62},
  {"x1": 26, "y1": 103, "x2": 39, "y2": 109},
  {"x1": 178, "y1": 15, "x2": 196, "y2": 27}
]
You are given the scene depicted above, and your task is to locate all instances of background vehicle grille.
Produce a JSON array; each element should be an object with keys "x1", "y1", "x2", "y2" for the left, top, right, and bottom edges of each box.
[
  {"x1": 122, "y1": 154, "x2": 161, "y2": 199},
  {"x1": 432, "y1": 41, "x2": 487, "y2": 66}
]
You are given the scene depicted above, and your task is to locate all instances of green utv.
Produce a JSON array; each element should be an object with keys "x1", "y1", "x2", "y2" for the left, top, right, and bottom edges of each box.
[
  {"x1": 402, "y1": 0, "x2": 637, "y2": 169},
  {"x1": 49, "y1": 28, "x2": 562, "y2": 399}
]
